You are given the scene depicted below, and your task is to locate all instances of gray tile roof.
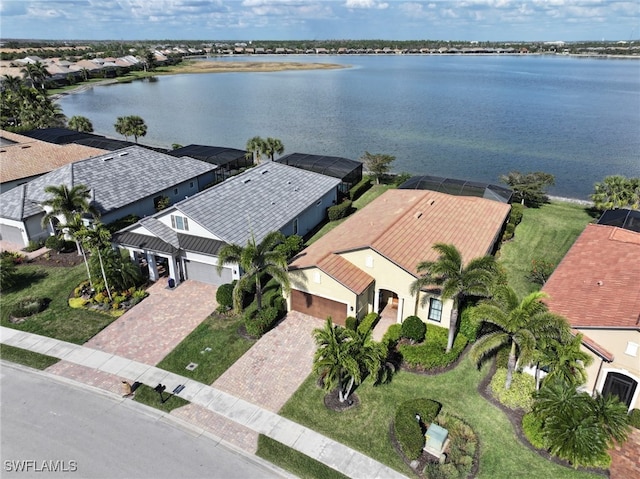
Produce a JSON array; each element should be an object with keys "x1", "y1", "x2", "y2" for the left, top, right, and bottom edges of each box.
[
  {"x1": 0, "y1": 146, "x2": 217, "y2": 221},
  {"x1": 140, "y1": 217, "x2": 179, "y2": 249},
  {"x1": 175, "y1": 162, "x2": 341, "y2": 245}
]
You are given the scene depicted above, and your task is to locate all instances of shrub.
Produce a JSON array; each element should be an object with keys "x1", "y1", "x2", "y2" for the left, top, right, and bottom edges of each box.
[
  {"x1": 629, "y1": 409, "x2": 640, "y2": 429},
  {"x1": 348, "y1": 177, "x2": 372, "y2": 201},
  {"x1": 528, "y1": 258, "x2": 555, "y2": 285},
  {"x1": 522, "y1": 412, "x2": 547, "y2": 449},
  {"x1": 68, "y1": 297, "x2": 87, "y2": 308},
  {"x1": 275, "y1": 235, "x2": 304, "y2": 259},
  {"x1": 244, "y1": 306, "x2": 279, "y2": 337},
  {"x1": 490, "y1": 368, "x2": 535, "y2": 411},
  {"x1": 216, "y1": 283, "x2": 235, "y2": 309},
  {"x1": 345, "y1": 316, "x2": 358, "y2": 331},
  {"x1": 495, "y1": 345, "x2": 510, "y2": 369},
  {"x1": 0, "y1": 257, "x2": 18, "y2": 291},
  {"x1": 401, "y1": 315, "x2": 426, "y2": 343},
  {"x1": 357, "y1": 312, "x2": 379, "y2": 335},
  {"x1": 24, "y1": 239, "x2": 44, "y2": 252},
  {"x1": 399, "y1": 325, "x2": 468, "y2": 370},
  {"x1": 392, "y1": 172, "x2": 412, "y2": 187},
  {"x1": 394, "y1": 398, "x2": 442, "y2": 460},
  {"x1": 45, "y1": 235, "x2": 64, "y2": 251},
  {"x1": 10, "y1": 297, "x2": 47, "y2": 318},
  {"x1": 458, "y1": 307, "x2": 479, "y2": 342},
  {"x1": 272, "y1": 295, "x2": 287, "y2": 317},
  {"x1": 434, "y1": 412, "x2": 478, "y2": 479},
  {"x1": 502, "y1": 222, "x2": 515, "y2": 242},
  {"x1": 382, "y1": 323, "x2": 402, "y2": 347},
  {"x1": 327, "y1": 200, "x2": 352, "y2": 221},
  {"x1": 509, "y1": 203, "x2": 524, "y2": 226}
]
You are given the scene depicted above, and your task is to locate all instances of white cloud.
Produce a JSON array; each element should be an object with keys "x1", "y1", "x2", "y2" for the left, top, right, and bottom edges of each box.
[{"x1": 344, "y1": 0, "x2": 389, "y2": 10}]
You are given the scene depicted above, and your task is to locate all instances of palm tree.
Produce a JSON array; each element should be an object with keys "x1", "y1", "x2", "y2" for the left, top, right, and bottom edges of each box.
[
  {"x1": 21, "y1": 61, "x2": 51, "y2": 91},
  {"x1": 410, "y1": 243, "x2": 496, "y2": 353},
  {"x1": 65, "y1": 213, "x2": 94, "y2": 288},
  {"x1": 40, "y1": 184, "x2": 99, "y2": 236},
  {"x1": 2, "y1": 74, "x2": 23, "y2": 93},
  {"x1": 114, "y1": 115, "x2": 147, "y2": 143},
  {"x1": 313, "y1": 318, "x2": 386, "y2": 404},
  {"x1": 537, "y1": 333, "x2": 593, "y2": 388},
  {"x1": 68, "y1": 115, "x2": 94, "y2": 133},
  {"x1": 79, "y1": 222, "x2": 113, "y2": 301},
  {"x1": 262, "y1": 137, "x2": 284, "y2": 161},
  {"x1": 245, "y1": 136, "x2": 265, "y2": 164},
  {"x1": 469, "y1": 287, "x2": 570, "y2": 389},
  {"x1": 591, "y1": 175, "x2": 639, "y2": 211},
  {"x1": 114, "y1": 116, "x2": 130, "y2": 141},
  {"x1": 216, "y1": 231, "x2": 290, "y2": 313}
]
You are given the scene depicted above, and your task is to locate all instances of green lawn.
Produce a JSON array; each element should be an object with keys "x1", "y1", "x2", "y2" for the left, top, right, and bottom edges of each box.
[
  {"x1": 132, "y1": 384, "x2": 190, "y2": 413},
  {"x1": 498, "y1": 201, "x2": 593, "y2": 298},
  {"x1": 0, "y1": 344, "x2": 59, "y2": 370},
  {"x1": 260, "y1": 355, "x2": 599, "y2": 479},
  {"x1": 0, "y1": 264, "x2": 116, "y2": 344},
  {"x1": 155, "y1": 314, "x2": 255, "y2": 383}
]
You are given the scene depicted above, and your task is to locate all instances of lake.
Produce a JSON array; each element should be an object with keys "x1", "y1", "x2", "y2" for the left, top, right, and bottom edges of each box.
[{"x1": 57, "y1": 54, "x2": 640, "y2": 200}]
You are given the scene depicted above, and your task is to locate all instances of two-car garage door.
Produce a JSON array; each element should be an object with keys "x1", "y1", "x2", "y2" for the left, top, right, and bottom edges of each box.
[
  {"x1": 290, "y1": 290, "x2": 348, "y2": 326},
  {"x1": 184, "y1": 260, "x2": 232, "y2": 286},
  {"x1": 0, "y1": 224, "x2": 25, "y2": 246}
]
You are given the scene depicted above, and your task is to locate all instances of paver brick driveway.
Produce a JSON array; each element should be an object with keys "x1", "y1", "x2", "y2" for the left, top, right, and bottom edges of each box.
[{"x1": 82, "y1": 280, "x2": 218, "y2": 365}]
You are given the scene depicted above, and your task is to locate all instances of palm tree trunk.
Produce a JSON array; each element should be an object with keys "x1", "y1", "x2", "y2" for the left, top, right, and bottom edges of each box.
[
  {"x1": 97, "y1": 249, "x2": 112, "y2": 301},
  {"x1": 79, "y1": 243, "x2": 94, "y2": 290},
  {"x1": 341, "y1": 376, "x2": 355, "y2": 403},
  {"x1": 255, "y1": 275, "x2": 262, "y2": 311},
  {"x1": 446, "y1": 306, "x2": 459, "y2": 353},
  {"x1": 505, "y1": 340, "x2": 517, "y2": 390}
]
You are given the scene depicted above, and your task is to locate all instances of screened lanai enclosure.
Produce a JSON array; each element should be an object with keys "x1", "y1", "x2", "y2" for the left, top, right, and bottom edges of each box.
[
  {"x1": 399, "y1": 175, "x2": 513, "y2": 204},
  {"x1": 276, "y1": 153, "x2": 363, "y2": 194}
]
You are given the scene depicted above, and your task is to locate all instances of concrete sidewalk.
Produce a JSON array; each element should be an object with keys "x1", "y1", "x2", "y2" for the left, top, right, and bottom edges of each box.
[{"x1": 1, "y1": 326, "x2": 408, "y2": 479}]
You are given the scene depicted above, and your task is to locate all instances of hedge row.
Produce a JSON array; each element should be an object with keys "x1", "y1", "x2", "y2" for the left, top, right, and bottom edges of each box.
[
  {"x1": 348, "y1": 177, "x2": 372, "y2": 201},
  {"x1": 398, "y1": 325, "x2": 468, "y2": 369},
  {"x1": 489, "y1": 368, "x2": 535, "y2": 411},
  {"x1": 357, "y1": 312, "x2": 379, "y2": 335},
  {"x1": 394, "y1": 398, "x2": 442, "y2": 460},
  {"x1": 502, "y1": 203, "x2": 524, "y2": 242},
  {"x1": 328, "y1": 200, "x2": 353, "y2": 221}
]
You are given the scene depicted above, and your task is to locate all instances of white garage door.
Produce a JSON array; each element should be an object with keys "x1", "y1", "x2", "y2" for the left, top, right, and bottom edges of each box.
[
  {"x1": 0, "y1": 224, "x2": 25, "y2": 246},
  {"x1": 184, "y1": 260, "x2": 232, "y2": 285}
]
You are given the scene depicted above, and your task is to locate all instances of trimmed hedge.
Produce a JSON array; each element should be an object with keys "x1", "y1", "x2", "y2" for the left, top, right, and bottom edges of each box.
[
  {"x1": 327, "y1": 200, "x2": 352, "y2": 221},
  {"x1": 394, "y1": 398, "x2": 442, "y2": 460},
  {"x1": 348, "y1": 177, "x2": 372, "y2": 201},
  {"x1": 357, "y1": 312, "x2": 379, "y2": 335},
  {"x1": 490, "y1": 368, "x2": 535, "y2": 411},
  {"x1": 510, "y1": 203, "x2": 524, "y2": 225},
  {"x1": 345, "y1": 316, "x2": 358, "y2": 331},
  {"x1": 398, "y1": 325, "x2": 468, "y2": 370},
  {"x1": 216, "y1": 283, "x2": 234, "y2": 309},
  {"x1": 629, "y1": 408, "x2": 640, "y2": 429},
  {"x1": 401, "y1": 315, "x2": 426, "y2": 343},
  {"x1": 382, "y1": 323, "x2": 402, "y2": 347},
  {"x1": 244, "y1": 306, "x2": 279, "y2": 337},
  {"x1": 458, "y1": 307, "x2": 479, "y2": 342},
  {"x1": 522, "y1": 412, "x2": 547, "y2": 449}
]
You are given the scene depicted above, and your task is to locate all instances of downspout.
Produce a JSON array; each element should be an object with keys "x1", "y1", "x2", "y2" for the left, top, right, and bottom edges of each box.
[{"x1": 592, "y1": 357, "x2": 605, "y2": 396}]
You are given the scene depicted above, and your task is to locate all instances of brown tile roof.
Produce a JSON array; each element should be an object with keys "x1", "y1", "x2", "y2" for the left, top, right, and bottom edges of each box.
[
  {"x1": 290, "y1": 189, "x2": 511, "y2": 287},
  {"x1": 318, "y1": 254, "x2": 374, "y2": 294},
  {"x1": 0, "y1": 130, "x2": 106, "y2": 184},
  {"x1": 543, "y1": 224, "x2": 640, "y2": 330}
]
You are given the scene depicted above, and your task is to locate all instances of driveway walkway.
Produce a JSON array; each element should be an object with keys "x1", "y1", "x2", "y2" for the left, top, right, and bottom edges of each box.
[{"x1": 81, "y1": 280, "x2": 218, "y2": 364}]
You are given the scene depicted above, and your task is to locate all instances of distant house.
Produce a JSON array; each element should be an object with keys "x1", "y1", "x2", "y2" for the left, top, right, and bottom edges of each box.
[
  {"x1": 21, "y1": 128, "x2": 135, "y2": 151},
  {"x1": 542, "y1": 223, "x2": 640, "y2": 411},
  {"x1": 113, "y1": 162, "x2": 341, "y2": 285},
  {"x1": 0, "y1": 130, "x2": 107, "y2": 194},
  {"x1": 286, "y1": 189, "x2": 511, "y2": 325},
  {"x1": 168, "y1": 144, "x2": 251, "y2": 183},
  {"x1": 276, "y1": 153, "x2": 363, "y2": 194},
  {"x1": 0, "y1": 146, "x2": 217, "y2": 248}
]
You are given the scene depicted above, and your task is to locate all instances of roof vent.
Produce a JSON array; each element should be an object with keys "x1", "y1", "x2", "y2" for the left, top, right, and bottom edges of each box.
[
  {"x1": 103, "y1": 157, "x2": 113, "y2": 161},
  {"x1": 242, "y1": 178, "x2": 251, "y2": 184},
  {"x1": 119, "y1": 152, "x2": 128, "y2": 156},
  {"x1": 21, "y1": 145, "x2": 30, "y2": 149},
  {"x1": 597, "y1": 280, "x2": 604, "y2": 286},
  {"x1": 430, "y1": 200, "x2": 435, "y2": 206},
  {"x1": 261, "y1": 170, "x2": 269, "y2": 175},
  {"x1": 415, "y1": 212, "x2": 423, "y2": 219}
]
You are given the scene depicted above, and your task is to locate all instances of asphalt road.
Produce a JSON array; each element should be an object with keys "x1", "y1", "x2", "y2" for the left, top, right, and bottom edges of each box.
[{"x1": 0, "y1": 363, "x2": 287, "y2": 479}]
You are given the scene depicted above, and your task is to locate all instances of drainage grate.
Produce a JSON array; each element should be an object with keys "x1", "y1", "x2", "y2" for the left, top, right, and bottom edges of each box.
[{"x1": 185, "y1": 362, "x2": 198, "y2": 371}]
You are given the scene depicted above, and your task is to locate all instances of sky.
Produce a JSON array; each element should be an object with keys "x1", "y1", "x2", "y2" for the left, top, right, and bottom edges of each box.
[{"x1": 0, "y1": 0, "x2": 638, "y2": 43}]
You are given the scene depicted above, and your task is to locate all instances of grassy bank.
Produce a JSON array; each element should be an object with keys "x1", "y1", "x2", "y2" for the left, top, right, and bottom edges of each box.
[{"x1": 0, "y1": 344, "x2": 59, "y2": 370}]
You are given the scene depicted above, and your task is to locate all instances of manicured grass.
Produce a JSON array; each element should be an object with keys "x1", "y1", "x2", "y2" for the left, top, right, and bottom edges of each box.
[
  {"x1": 132, "y1": 384, "x2": 190, "y2": 413},
  {"x1": 257, "y1": 436, "x2": 350, "y2": 479},
  {"x1": 0, "y1": 344, "x2": 59, "y2": 370},
  {"x1": 0, "y1": 264, "x2": 116, "y2": 344},
  {"x1": 306, "y1": 184, "x2": 393, "y2": 245},
  {"x1": 498, "y1": 201, "x2": 593, "y2": 298},
  {"x1": 265, "y1": 356, "x2": 599, "y2": 479},
  {"x1": 156, "y1": 314, "x2": 255, "y2": 384}
]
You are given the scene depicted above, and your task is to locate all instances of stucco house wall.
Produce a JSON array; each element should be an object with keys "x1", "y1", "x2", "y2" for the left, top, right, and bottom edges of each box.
[{"x1": 288, "y1": 266, "x2": 360, "y2": 314}]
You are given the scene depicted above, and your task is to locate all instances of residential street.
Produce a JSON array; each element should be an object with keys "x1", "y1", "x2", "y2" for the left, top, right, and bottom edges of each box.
[{"x1": 0, "y1": 363, "x2": 286, "y2": 479}]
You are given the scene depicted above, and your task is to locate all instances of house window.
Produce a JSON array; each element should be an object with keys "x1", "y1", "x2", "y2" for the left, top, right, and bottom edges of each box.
[
  {"x1": 293, "y1": 218, "x2": 298, "y2": 235},
  {"x1": 428, "y1": 298, "x2": 442, "y2": 322},
  {"x1": 170, "y1": 215, "x2": 189, "y2": 231},
  {"x1": 625, "y1": 342, "x2": 638, "y2": 357},
  {"x1": 173, "y1": 188, "x2": 179, "y2": 195}
]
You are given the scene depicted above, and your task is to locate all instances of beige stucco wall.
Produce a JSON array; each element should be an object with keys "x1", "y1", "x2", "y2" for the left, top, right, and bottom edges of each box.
[
  {"x1": 580, "y1": 329, "x2": 640, "y2": 411},
  {"x1": 287, "y1": 266, "x2": 358, "y2": 313}
]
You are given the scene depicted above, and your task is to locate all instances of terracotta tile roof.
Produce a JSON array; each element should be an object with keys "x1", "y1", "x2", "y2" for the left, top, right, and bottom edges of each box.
[
  {"x1": 290, "y1": 189, "x2": 511, "y2": 284},
  {"x1": 543, "y1": 224, "x2": 640, "y2": 330},
  {"x1": 318, "y1": 254, "x2": 374, "y2": 294},
  {"x1": 0, "y1": 130, "x2": 106, "y2": 184}
]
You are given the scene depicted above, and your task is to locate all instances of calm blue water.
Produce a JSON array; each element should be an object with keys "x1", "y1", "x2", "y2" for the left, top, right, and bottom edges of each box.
[{"x1": 57, "y1": 55, "x2": 640, "y2": 199}]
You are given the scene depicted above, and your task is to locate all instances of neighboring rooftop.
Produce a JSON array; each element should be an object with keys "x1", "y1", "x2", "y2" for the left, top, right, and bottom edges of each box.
[
  {"x1": 543, "y1": 223, "x2": 640, "y2": 330},
  {"x1": 0, "y1": 129, "x2": 107, "y2": 185},
  {"x1": 289, "y1": 188, "x2": 511, "y2": 276},
  {"x1": 399, "y1": 175, "x2": 513, "y2": 203},
  {"x1": 173, "y1": 161, "x2": 341, "y2": 245},
  {"x1": 21, "y1": 128, "x2": 135, "y2": 151},
  {"x1": 276, "y1": 152, "x2": 362, "y2": 182},
  {"x1": 0, "y1": 145, "x2": 217, "y2": 220},
  {"x1": 168, "y1": 144, "x2": 248, "y2": 168},
  {"x1": 597, "y1": 208, "x2": 640, "y2": 233}
]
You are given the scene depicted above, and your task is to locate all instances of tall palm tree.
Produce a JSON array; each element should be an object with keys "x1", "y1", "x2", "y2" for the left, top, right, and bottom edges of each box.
[
  {"x1": 262, "y1": 137, "x2": 285, "y2": 161},
  {"x1": 114, "y1": 116, "x2": 130, "y2": 141},
  {"x1": 469, "y1": 287, "x2": 570, "y2": 389},
  {"x1": 68, "y1": 115, "x2": 94, "y2": 133},
  {"x1": 2, "y1": 74, "x2": 23, "y2": 93},
  {"x1": 216, "y1": 231, "x2": 290, "y2": 313},
  {"x1": 537, "y1": 333, "x2": 593, "y2": 388},
  {"x1": 78, "y1": 222, "x2": 113, "y2": 300},
  {"x1": 65, "y1": 213, "x2": 94, "y2": 288},
  {"x1": 114, "y1": 115, "x2": 147, "y2": 143},
  {"x1": 591, "y1": 175, "x2": 639, "y2": 211},
  {"x1": 245, "y1": 136, "x2": 265, "y2": 164},
  {"x1": 410, "y1": 243, "x2": 496, "y2": 353},
  {"x1": 40, "y1": 184, "x2": 99, "y2": 235},
  {"x1": 313, "y1": 318, "x2": 386, "y2": 404},
  {"x1": 21, "y1": 61, "x2": 51, "y2": 91}
]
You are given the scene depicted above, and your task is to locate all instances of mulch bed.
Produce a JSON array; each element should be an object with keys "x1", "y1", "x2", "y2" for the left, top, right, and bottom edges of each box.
[
  {"x1": 323, "y1": 389, "x2": 360, "y2": 412},
  {"x1": 21, "y1": 250, "x2": 85, "y2": 268}
]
